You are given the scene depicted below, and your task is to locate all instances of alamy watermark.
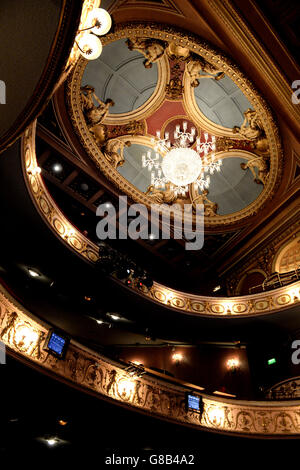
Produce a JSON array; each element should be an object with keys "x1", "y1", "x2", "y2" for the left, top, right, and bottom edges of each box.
[
  {"x1": 0, "y1": 341, "x2": 6, "y2": 364},
  {"x1": 291, "y1": 340, "x2": 300, "y2": 365},
  {"x1": 292, "y1": 80, "x2": 300, "y2": 104},
  {"x1": 96, "y1": 196, "x2": 204, "y2": 250},
  {"x1": 0, "y1": 80, "x2": 5, "y2": 104}
]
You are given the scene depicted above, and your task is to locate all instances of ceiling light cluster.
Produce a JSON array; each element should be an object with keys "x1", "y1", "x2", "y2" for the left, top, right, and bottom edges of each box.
[
  {"x1": 76, "y1": 8, "x2": 112, "y2": 61},
  {"x1": 143, "y1": 122, "x2": 222, "y2": 196}
]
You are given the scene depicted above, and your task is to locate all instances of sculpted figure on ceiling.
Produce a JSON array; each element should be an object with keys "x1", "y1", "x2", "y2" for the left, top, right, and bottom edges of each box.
[
  {"x1": 191, "y1": 189, "x2": 218, "y2": 216},
  {"x1": 80, "y1": 85, "x2": 114, "y2": 127},
  {"x1": 233, "y1": 108, "x2": 264, "y2": 141},
  {"x1": 89, "y1": 123, "x2": 107, "y2": 147},
  {"x1": 241, "y1": 155, "x2": 269, "y2": 185},
  {"x1": 145, "y1": 183, "x2": 177, "y2": 204},
  {"x1": 102, "y1": 138, "x2": 132, "y2": 168},
  {"x1": 186, "y1": 55, "x2": 225, "y2": 87},
  {"x1": 126, "y1": 38, "x2": 168, "y2": 68}
]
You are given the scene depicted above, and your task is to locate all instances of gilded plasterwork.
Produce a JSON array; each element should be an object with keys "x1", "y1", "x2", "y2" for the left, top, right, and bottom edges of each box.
[
  {"x1": 67, "y1": 23, "x2": 282, "y2": 228},
  {"x1": 22, "y1": 120, "x2": 299, "y2": 318},
  {"x1": 1, "y1": 282, "x2": 300, "y2": 437}
]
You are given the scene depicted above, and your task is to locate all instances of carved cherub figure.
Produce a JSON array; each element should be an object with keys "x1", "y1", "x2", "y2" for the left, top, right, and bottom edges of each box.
[
  {"x1": 145, "y1": 183, "x2": 177, "y2": 204},
  {"x1": 126, "y1": 38, "x2": 167, "y2": 68},
  {"x1": 102, "y1": 138, "x2": 131, "y2": 168},
  {"x1": 191, "y1": 189, "x2": 218, "y2": 216},
  {"x1": 186, "y1": 56, "x2": 225, "y2": 87},
  {"x1": 89, "y1": 123, "x2": 107, "y2": 146},
  {"x1": 233, "y1": 108, "x2": 264, "y2": 140},
  {"x1": 80, "y1": 85, "x2": 114, "y2": 127},
  {"x1": 240, "y1": 155, "x2": 269, "y2": 185}
]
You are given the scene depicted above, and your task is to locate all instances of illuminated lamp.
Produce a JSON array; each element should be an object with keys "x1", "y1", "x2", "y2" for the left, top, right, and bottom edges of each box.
[
  {"x1": 77, "y1": 33, "x2": 102, "y2": 60},
  {"x1": 86, "y1": 8, "x2": 112, "y2": 36}
]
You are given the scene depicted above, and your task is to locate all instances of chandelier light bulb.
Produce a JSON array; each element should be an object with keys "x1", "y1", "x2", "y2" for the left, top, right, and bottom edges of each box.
[
  {"x1": 87, "y1": 8, "x2": 112, "y2": 36},
  {"x1": 162, "y1": 148, "x2": 202, "y2": 187},
  {"x1": 77, "y1": 33, "x2": 102, "y2": 60}
]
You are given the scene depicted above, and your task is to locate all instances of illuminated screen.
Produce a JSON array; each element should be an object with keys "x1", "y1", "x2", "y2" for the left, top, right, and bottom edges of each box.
[
  {"x1": 187, "y1": 394, "x2": 200, "y2": 411},
  {"x1": 47, "y1": 332, "x2": 66, "y2": 356}
]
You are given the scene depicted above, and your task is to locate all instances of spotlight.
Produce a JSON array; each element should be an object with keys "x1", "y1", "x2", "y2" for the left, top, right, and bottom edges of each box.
[
  {"x1": 52, "y1": 163, "x2": 63, "y2": 173},
  {"x1": 28, "y1": 268, "x2": 40, "y2": 278},
  {"x1": 46, "y1": 438, "x2": 57, "y2": 446},
  {"x1": 213, "y1": 285, "x2": 221, "y2": 292},
  {"x1": 111, "y1": 315, "x2": 119, "y2": 321}
]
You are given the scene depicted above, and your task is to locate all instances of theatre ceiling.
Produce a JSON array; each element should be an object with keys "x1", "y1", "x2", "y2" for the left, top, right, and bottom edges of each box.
[
  {"x1": 29, "y1": 2, "x2": 298, "y2": 296},
  {"x1": 0, "y1": 0, "x2": 299, "y2": 340}
]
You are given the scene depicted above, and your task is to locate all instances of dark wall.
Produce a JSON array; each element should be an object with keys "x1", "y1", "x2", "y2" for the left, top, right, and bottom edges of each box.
[
  {"x1": 0, "y1": 0, "x2": 62, "y2": 137},
  {"x1": 117, "y1": 345, "x2": 253, "y2": 399}
]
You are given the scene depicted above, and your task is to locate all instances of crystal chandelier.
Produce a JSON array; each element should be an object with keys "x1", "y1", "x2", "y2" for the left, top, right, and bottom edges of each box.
[{"x1": 142, "y1": 122, "x2": 222, "y2": 197}]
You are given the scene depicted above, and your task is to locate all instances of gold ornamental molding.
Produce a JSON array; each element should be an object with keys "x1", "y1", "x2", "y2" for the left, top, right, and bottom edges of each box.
[
  {"x1": 2, "y1": 282, "x2": 300, "y2": 438},
  {"x1": 22, "y1": 121, "x2": 299, "y2": 318},
  {"x1": 67, "y1": 22, "x2": 283, "y2": 228}
]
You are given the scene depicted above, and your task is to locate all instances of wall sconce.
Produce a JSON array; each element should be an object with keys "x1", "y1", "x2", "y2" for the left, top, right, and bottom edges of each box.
[
  {"x1": 289, "y1": 288, "x2": 300, "y2": 303},
  {"x1": 226, "y1": 358, "x2": 240, "y2": 372},
  {"x1": 225, "y1": 303, "x2": 233, "y2": 314},
  {"x1": 75, "y1": 8, "x2": 112, "y2": 61},
  {"x1": 172, "y1": 352, "x2": 183, "y2": 365}
]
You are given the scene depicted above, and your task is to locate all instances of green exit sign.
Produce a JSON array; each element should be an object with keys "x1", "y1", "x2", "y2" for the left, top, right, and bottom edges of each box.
[{"x1": 267, "y1": 358, "x2": 277, "y2": 365}]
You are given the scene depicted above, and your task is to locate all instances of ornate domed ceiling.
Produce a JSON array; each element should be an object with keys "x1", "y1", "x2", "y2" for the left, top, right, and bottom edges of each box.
[{"x1": 67, "y1": 23, "x2": 282, "y2": 230}]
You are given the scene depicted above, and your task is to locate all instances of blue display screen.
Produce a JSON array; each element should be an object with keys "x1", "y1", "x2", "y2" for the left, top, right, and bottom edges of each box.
[
  {"x1": 47, "y1": 332, "x2": 66, "y2": 356},
  {"x1": 187, "y1": 394, "x2": 200, "y2": 411}
]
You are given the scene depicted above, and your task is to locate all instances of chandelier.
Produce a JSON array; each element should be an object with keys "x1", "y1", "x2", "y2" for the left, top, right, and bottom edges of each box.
[{"x1": 142, "y1": 122, "x2": 222, "y2": 197}]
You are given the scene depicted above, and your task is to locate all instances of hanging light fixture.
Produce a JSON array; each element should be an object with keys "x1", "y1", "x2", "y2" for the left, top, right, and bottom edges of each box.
[
  {"x1": 86, "y1": 8, "x2": 112, "y2": 36},
  {"x1": 77, "y1": 33, "x2": 103, "y2": 60},
  {"x1": 143, "y1": 122, "x2": 222, "y2": 197},
  {"x1": 75, "y1": 7, "x2": 112, "y2": 61}
]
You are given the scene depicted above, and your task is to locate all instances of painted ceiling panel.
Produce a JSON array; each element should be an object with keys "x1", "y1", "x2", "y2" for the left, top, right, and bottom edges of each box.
[
  {"x1": 82, "y1": 40, "x2": 158, "y2": 114},
  {"x1": 194, "y1": 76, "x2": 252, "y2": 128},
  {"x1": 207, "y1": 157, "x2": 263, "y2": 214}
]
